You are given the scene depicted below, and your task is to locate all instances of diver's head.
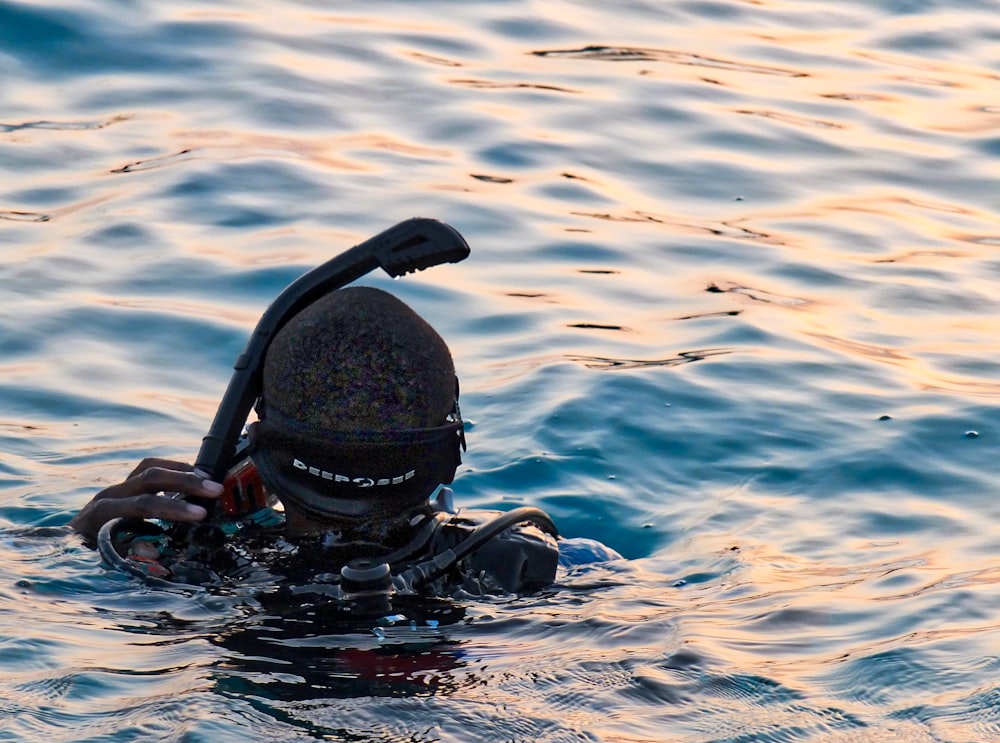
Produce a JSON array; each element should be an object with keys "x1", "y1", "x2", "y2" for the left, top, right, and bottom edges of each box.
[{"x1": 252, "y1": 286, "x2": 464, "y2": 533}]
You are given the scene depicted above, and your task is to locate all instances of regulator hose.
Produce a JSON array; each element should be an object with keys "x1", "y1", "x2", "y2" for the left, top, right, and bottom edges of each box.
[
  {"x1": 97, "y1": 517, "x2": 178, "y2": 589},
  {"x1": 397, "y1": 506, "x2": 557, "y2": 589}
]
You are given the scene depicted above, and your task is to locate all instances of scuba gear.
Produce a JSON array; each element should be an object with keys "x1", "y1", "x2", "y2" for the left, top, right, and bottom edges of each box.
[
  {"x1": 341, "y1": 558, "x2": 393, "y2": 595},
  {"x1": 97, "y1": 501, "x2": 560, "y2": 597},
  {"x1": 397, "y1": 506, "x2": 558, "y2": 592},
  {"x1": 98, "y1": 517, "x2": 180, "y2": 588},
  {"x1": 189, "y1": 217, "x2": 471, "y2": 511},
  {"x1": 220, "y1": 458, "x2": 267, "y2": 517},
  {"x1": 220, "y1": 436, "x2": 269, "y2": 517}
]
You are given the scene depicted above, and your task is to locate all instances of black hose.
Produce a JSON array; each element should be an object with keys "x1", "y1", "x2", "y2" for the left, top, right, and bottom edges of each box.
[
  {"x1": 397, "y1": 506, "x2": 557, "y2": 589},
  {"x1": 97, "y1": 518, "x2": 178, "y2": 589}
]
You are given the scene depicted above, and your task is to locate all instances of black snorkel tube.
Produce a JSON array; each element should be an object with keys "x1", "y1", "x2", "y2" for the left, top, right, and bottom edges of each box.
[{"x1": 394, "y1": 506, "x2": 557, "y2": 591}]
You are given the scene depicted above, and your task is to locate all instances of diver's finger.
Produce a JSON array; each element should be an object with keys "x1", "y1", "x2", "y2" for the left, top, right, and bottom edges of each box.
[
  {"x1": 94, "y1": 467, "x2": 223, "y2": 502},
  {"x1": 116, "y1": 492, "x2": 210, "y2": 523},
  {"x1": 127, "y1": 458, "x2": 196, "y2": 479},
  {"x1": 69, "y1": 493, "x2": 208, "y2": 542}
]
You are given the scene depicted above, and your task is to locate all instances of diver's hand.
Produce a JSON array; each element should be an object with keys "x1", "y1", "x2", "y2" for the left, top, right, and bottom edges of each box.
[{"x1": 69, "y1": 458, "x2": 223, "y2": 543}]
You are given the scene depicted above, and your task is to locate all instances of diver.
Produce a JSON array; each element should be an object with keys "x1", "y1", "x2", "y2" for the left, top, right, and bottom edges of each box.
[
  {"x1": 68, "y1": 219, "x2": 622, "y2": 690},
  {"x1": 72, "y1": 219, "x2": 620, "y2": 605},
  {"x1": 70, "y1": 285, "x2": 619, "y2": 599}
]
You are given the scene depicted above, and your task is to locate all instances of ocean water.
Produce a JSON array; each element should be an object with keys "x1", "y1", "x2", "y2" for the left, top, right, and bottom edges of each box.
[{"x1": 2, "y1": 0, "x2": 999, "y2": 740}]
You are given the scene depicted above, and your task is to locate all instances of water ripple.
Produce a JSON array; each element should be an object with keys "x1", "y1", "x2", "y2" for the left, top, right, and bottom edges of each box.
[
  {"x1": 2, "y1": 0, "x2": 999, "y2": 740},
  {"x1": 533, "y1": 45, "x2": 810, "y2": 77}
]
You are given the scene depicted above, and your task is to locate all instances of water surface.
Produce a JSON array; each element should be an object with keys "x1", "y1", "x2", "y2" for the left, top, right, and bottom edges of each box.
[{"x1": 1, "y1": 1, "x2": 999, "y2": 741}]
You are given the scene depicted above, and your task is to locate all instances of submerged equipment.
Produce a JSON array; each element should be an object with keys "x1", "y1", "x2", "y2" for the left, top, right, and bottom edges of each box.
[{"x1": 97, "y1": 503, "x2": 558, "y2": 596}]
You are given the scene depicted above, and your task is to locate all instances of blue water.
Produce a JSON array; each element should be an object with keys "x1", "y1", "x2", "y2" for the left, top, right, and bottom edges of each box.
[{"x1": 2, "y1": 0, "x2": 1000, "y2": 740}]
